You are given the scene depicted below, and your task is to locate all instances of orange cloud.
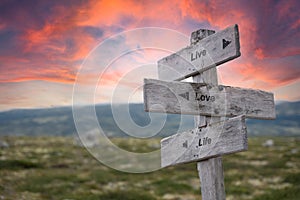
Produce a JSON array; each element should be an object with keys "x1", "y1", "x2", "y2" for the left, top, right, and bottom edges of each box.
[
  {"x1": 0, "y1": 22, "x2": 6, "y2": 31},
  {"x1": 220, "y1": 56, "x2": 300, "y2": 91},
  {"x1": 0, "y1": 53, "x2": 77, "y2": 84}
]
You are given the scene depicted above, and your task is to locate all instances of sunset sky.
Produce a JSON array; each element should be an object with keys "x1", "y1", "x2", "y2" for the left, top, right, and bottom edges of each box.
[{"x1": 0, "y1": 0, "x2": 299, "y2": 111}]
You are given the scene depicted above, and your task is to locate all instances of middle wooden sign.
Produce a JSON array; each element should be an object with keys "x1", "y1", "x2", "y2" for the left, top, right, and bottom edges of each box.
[{"x1": 144, "y1": 78, "x2": 275, "y2": 120}]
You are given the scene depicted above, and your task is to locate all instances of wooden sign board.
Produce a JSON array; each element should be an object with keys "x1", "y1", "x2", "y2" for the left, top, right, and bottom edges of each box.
[
  {"x1": 144, "y1": 78, "x2": 275, "y2": 119},
  {"x1": 161, "y1": 115, "x2": 247, "y2": 167},
  {"x1": 158, "y1": 24, "x2": 240, "y2": 81}
]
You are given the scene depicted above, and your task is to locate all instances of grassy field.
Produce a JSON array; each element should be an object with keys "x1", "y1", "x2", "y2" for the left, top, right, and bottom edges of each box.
[{"x1": 0, "y1": 136, "x2": 299, "y2": 200}]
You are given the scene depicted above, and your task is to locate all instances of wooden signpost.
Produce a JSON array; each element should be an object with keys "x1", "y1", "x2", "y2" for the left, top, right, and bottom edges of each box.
[{"x1": 143, "y1": 24, "x2": 275, "y2": 200}]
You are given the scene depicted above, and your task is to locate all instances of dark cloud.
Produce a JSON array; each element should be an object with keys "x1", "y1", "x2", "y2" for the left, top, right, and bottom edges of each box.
[
  {"x1": 250, "y1": 0, "x2": 300, "y2": 59},
  {"x1": 81, "y1": 26, "x2": 104, "y2": 38},
  {"x1": 0, "y1": 0, "x2": 62, "y2": 30},
  {"x1": 0, "y1": 30, "x2": 19, "y2": 55}
]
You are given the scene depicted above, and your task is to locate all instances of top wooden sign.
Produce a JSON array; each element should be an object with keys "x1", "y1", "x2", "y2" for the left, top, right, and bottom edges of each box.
[{"x1": 158, "y1": 24, "x2": 240, "y2": 81}]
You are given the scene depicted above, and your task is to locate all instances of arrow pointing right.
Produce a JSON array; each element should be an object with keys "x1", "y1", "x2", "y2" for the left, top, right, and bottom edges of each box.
[
  {"x1": 158, "y1": 24, "x2": 240, "y2": 81},
  {"x1": 222, "y1": 39, "x2": 232, "y2": 49}
]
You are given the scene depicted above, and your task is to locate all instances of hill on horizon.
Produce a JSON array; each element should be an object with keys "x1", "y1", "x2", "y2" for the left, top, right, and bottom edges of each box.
[{"x1": 0, "y1": 101, "x2": 299, "y2": 137}]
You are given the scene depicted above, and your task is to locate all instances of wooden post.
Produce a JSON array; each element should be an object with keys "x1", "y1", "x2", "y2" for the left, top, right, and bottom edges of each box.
[{"x1": 191, "y1": 29, "x2": 226, "y2": 200}]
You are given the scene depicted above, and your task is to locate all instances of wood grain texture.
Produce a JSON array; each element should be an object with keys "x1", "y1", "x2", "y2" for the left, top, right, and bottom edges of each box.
[
  {"x1": 197, "y1": 158, "x2": 225, "y2": 200},
  {"x1": 158, "y1": 24, "x2": 240, "y2": 81},
  {"x1": 190, "y1": 29, "x2": 216, "y2": 45},
  {"x1": 160, "y1": 115, "x2": 248, "y2": 168},
  {"x1": 143, "y1": 78, "x2": 275, "y2": 119}
]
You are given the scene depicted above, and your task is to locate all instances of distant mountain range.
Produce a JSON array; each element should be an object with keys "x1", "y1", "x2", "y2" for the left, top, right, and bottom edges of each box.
[{"x1": 0, "y1": 101, "x2": 299, "y2": 137}]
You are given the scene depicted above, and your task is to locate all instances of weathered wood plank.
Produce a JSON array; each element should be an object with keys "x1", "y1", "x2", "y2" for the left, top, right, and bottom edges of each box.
[
  {"x1": 143, "y1": 78, "x2": 275, "y2": 119},
  {"x1": 197, "y1": 158, "x2": 225, "y2": 200},
  {"x1": 190, "y1": 29, "x2": 216, "y2": 45},
  {"x1": 160, "y1": 115, "x2": 248, "y2": 167},
  {"x1": 158, "y1": 24, "x2": 240, "y2": 81}
]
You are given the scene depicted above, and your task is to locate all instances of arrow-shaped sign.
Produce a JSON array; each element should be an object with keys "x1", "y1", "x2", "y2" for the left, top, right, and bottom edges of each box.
[
  {"x1": 161, "y1": 115, "x2": 247, "y2": 167},
  {"x1": 143, "y1": 78, "x2": 276, "y2": 120},
  {"x1": 158, "y1": 24, "x2": 240, "y2": 81}
]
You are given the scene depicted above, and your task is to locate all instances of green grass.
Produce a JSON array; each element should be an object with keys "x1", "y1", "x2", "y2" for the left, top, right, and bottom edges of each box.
[
  {"x1": 0, "y1": 159, "x2": 42, "y2": 170},
  {"x1": 0, "y1": 136, "x2": 299, "y2": 200},
  {"x1": 284, "y1": 172, "x2": 300, "y2": 184},
  {"x1": 152, "y1": 179, "x2": 194, "y2": 195},
  {"x1": 253, "y1": 187, "x2": 300, "y2": 200},
  {"x1": 98, "y1": 190, "x2": 156, "y2": 200}
]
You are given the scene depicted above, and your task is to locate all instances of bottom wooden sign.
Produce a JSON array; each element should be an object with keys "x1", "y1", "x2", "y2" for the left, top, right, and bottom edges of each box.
[{"x1": 161, "y1": 115, "x2": 247, "y2": 168}]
